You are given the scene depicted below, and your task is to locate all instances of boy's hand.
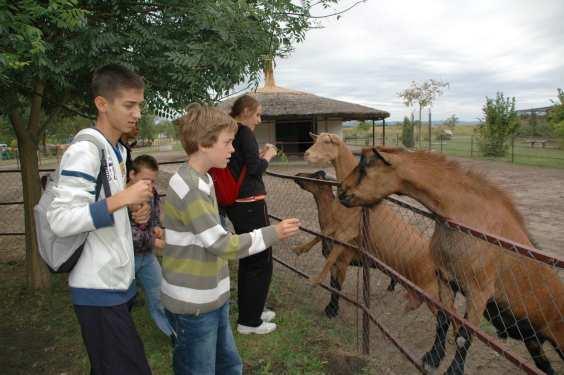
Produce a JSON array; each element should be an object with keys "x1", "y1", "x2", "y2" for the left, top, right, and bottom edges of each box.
[
  {"x1": 131, "y1": 201, "x2": 151, "y2": 224},
  {"x1": 274, "y1": 218, "x2": 301, "y2": 240},
  {"x1": 106, "y1": 180, "x2": 152, "y2": 214},
  {"x1": 154, "y1": 238, "x2": 165, "y2": 251},
  {"x1": 153, "y1": 226, "x2": 164, "y2": 239},
  {"x1": 125, "y1": 180, "x2": 153, "y2": 205}
]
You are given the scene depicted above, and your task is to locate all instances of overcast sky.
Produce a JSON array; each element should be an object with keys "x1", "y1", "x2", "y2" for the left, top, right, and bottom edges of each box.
[{"x1": 270, "y1": 0, "x2": 564, "y2": 121}]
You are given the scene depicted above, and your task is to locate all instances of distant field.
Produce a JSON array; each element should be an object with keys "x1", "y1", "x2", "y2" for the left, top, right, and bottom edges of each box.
[{"x1": 343, "y1": 125, "x2": 564, "y2": 169}]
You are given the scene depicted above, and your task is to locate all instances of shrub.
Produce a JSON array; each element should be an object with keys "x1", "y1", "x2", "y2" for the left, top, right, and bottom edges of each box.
[
  {"x1": 478, "y1": 92, "x2": 519, "y2": 157},
  {"x1": 401, "y1": 116, "x2": 415, "y2": 147}
]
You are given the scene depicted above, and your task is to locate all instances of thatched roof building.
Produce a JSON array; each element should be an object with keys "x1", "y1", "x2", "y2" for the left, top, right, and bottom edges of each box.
[{"x1": 219, "y1": 64, "x2": 390, "y2": 154}]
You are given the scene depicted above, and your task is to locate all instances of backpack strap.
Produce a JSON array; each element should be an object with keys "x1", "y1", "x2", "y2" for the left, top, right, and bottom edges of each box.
[{"x1": 71, "y1": 132, "x2": 112, "y2": 200}]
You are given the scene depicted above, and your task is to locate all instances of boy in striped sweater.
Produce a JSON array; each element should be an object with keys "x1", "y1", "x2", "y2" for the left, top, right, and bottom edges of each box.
[{"x1": 161, "y1": 103, "x2": 300, "y2": 375}]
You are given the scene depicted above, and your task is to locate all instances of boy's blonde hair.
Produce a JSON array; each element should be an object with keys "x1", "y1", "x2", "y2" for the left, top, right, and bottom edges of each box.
[{"x1": 175, "y1": 103, "x2": 238, "y2": 155}]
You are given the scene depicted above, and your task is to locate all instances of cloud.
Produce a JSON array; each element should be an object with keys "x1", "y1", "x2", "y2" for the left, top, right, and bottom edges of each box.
[{"x1": 273, "y1": 0, "x2": 564, "y2": 120}]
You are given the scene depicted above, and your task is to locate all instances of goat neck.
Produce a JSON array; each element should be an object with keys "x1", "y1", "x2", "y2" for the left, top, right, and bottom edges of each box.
[{"x1": 333, "y1": 141, "x2": 359, "y2": 181}]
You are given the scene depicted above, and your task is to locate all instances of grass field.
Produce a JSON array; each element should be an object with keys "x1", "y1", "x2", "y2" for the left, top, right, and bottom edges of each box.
[
  {"x1": 0, "y1": 258, "x2": 366, "y2": 375},
  {"x1": 343, "y1": 125, "x2": 564, "y2": 169}
]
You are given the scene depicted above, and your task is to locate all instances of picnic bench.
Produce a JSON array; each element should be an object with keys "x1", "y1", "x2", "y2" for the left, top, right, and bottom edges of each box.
[{"x1": 525, "y1": 139, "x2": 548, "y2": 148}]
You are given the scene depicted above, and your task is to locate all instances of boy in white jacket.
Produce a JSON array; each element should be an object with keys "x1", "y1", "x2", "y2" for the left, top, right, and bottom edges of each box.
[{"x1": 47, "y1": 64, "x2": 154, "y2": 374}]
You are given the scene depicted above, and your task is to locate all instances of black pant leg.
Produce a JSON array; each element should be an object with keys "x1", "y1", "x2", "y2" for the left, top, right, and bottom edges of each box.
[
  {"x1": 226, "y1": 200, "x2": 273, "y2": 327},
  {"x1": 74, "y1": 301, "x2": 152, "y2": 375}
]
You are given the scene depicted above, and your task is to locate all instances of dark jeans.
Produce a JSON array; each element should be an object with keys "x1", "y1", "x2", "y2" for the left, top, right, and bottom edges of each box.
[
  {"x1": 74, "y1": 297, "x2": 151, "y2": 375},
  {"x1": 225, "y1": 199, "x2": 273, "y2": 327}
]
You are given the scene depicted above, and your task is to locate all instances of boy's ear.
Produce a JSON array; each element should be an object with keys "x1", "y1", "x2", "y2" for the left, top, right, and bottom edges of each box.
[
  {"x1": 94, "y1": 96, "x2": 108, "y2": 113},
  {"x1": 128, "y1": 169, "x2": 135, "y2": 181}
]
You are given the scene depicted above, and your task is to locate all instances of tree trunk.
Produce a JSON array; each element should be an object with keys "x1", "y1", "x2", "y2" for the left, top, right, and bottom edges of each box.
[
  {"x1": 19, "y1": 136, "x2": 50, "y2": 288},
  {"x1": 10, "y1": 80, "x2": 51, "y2": 289},
  {"x1": 428, "y1": 110, "x2": 432, "y2": 150},
  {"x1": 418, "y1": 106, "x2": 422, "y2": 147}
]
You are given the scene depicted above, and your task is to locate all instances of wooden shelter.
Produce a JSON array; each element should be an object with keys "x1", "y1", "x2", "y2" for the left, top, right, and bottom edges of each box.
[{"x1": 219, "y1": 65, "x2": 389, "y2": 154}]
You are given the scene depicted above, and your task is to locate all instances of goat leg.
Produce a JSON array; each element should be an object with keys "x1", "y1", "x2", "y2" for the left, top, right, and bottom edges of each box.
[
  {"x1": 292, "y1": 236, "x2": 321, "y2": 255},
  {"x1": 311, "y1": 244, "x2": 346, "y2": 285}
]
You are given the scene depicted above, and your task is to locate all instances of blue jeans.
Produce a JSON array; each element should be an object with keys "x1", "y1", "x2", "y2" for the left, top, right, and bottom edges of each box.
[
  {"x1": 166, "y1": 302, "x2": 242, "y2": 375},
  {"x1": 135, "y1": 253, "x2": 174, "y2": 336}
]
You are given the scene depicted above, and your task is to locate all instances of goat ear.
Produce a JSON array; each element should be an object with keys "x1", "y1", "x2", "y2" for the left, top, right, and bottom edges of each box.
[
  {"x1": 309, "y1": 132, "x2": 318, "y2": 140},
  {"x1": 328, "y1": 134, "x2": 339, "y2": 144},
  {"x1": 372, "y1": 148, "x2": 392, "y2": 166}
]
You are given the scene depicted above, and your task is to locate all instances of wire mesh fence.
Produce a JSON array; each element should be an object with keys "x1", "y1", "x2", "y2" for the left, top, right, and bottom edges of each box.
[
  {"x1": 343, "y1": 133, "x2": 564, "y2": 169},
  {"x1": 1, "y1": 156, "x2": 563, "y2": 374},
  {"x1": 264, "y1": 170, "x2": 564, "y2": 374}
]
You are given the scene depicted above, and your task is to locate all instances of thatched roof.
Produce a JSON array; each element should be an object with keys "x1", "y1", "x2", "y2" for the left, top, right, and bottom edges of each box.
[{"x1": 219, "y1": 65, "x2": 390, "y2": 121}]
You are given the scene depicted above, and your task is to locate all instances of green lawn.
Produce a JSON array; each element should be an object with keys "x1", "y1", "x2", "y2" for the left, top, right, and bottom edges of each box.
[
  {"x1": 344, "y1": 127, "x2": 564, "y2": 169},
  {"x1": 0, "y1": 259, "x2": 362, "y2": 374}
]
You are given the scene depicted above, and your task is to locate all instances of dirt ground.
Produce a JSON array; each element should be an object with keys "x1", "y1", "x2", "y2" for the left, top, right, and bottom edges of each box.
[
  {"x1": 259, "y1": 158, "x2": 564, "y2": 375},
  {"x1": 0, "y1": 152, "x2": 562, "y2": 374}
]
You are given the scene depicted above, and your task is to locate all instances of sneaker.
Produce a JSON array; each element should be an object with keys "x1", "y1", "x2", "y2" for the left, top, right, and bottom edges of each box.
[
  {"x1": 261, "y1": 309, "x2": 276, "y2": 322},
  {"x1": 237, "y1": 322, "x2": 277, "y2": 335}
]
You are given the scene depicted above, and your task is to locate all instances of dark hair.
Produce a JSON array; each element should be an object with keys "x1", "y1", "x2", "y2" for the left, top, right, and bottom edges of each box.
[
  {"x1": 91, "y1": 64, "x2": 144, "y2": 101},
  {"x1": 229, "y1": 94, "x2": 260, "y2": 118},
  {"x1": 175, "y1": 103, "x2": 238, "y2": 155},
  {"x1": 131, "y1": 154, "x2": 158, "y2": 173}
]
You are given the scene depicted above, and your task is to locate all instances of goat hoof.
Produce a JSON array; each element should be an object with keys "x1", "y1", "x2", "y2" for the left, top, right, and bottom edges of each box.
[
  {"x1": 421, "y1": 352, "x2": 441, "y2": 372},
  {"x1": 456, "y1": 336, "x2": 467, "y2": 348},
  {"x1": 324, "y1": 304, "x2": 339, "y2": 318},
  {"x1": 444, "y1": 365, "x2": 464, "y2": 375},
  {"x1": 291, "y1": 247, "x2": 304, "y2": 255},
  {"x1": 387, "y1": 278, "x2": 397, "y2": 291},
  {"x1": 310, "y1": 276, "x2": 322, "y2": 286}
]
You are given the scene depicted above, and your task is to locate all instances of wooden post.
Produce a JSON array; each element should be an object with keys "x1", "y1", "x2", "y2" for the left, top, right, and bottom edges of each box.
[
  {"x1": 470, "y1": 135, "x2": 474, "y2": 158},
  {"x1": 360, "y1": 208, "x2": 371, "y2": 355},
  {"x1": 382, "y1": 119, "x2": 386, "y2": 145},
  {"x1": 371, "y1": 119, "x2": 375, "y2": 147}
]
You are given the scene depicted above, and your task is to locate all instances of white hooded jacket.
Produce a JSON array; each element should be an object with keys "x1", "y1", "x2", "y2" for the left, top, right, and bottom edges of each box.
[{"x1": 47, "y1": 128, "x2": 134, "y2": 296}]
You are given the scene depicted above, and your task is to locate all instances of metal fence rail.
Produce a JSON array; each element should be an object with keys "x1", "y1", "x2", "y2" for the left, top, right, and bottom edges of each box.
[
  {"x1": 265, "y1": 170, "x2": 563, "y2": 374},
  {"x1": 1, "y1": 161, "x2": 562, "y2": 373}
]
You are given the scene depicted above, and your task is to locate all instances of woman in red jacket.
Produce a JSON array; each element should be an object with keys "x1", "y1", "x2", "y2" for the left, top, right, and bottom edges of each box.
[{"x1": 225, "y1": 94, "x2": 278, "y2": 335}]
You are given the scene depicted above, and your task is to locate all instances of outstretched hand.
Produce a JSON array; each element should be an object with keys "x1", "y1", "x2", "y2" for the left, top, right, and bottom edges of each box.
[{"x1": 275, "y1": 218, "x2": 301, "y2": 240}]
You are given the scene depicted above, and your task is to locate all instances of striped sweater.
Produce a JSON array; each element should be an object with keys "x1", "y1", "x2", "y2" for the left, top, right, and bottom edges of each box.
[{"x1": 161, "y1": 163, "x2": 278, "y2": 315}]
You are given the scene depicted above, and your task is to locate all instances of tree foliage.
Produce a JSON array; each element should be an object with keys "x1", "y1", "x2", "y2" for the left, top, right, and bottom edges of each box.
[
  {"x1": 443, "y1": 114, "x2": 458, "y2": 129},
  {"x1": 548, "y1": 88, "x2": 564, "y2": 144},
  {"x1": 0, "y1": 0, "x2": 348, "y2": 288},
  {"x1": 478, "y1": 92, "x2": 519, "y2": 157},
  {"x1": 397, "y1": 79, "x2": 449, "y2": 145}
]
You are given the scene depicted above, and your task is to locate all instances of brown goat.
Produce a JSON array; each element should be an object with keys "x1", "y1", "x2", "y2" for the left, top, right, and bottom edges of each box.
[
  {"x1": 303, "y1": 133, "x2": 438, "y2": 314},
  {"x1": 293, "y1": 170, "x2": 397, "y2": 317},
  {"x1": 338, "y1": 147, "x2": 564, "y2": 375}
]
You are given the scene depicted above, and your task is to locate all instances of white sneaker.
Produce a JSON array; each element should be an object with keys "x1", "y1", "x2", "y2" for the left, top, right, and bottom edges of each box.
[
  {"x1": 237, "y1": 322, "x2": 277, "y2": 335},
  {"x1": 261, "y1": 309, "x2": 276, "y2": 322}
]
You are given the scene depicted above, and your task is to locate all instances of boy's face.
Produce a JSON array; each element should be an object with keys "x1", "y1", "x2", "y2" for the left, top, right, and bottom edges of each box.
[
  {"x1": 129, "y1": 167, "x2": 157, "y2": 189},
  {"x1": 96, "y1": 88, "x2": 144, "y2": 136},
  {"x1": 202, "y1": 129, "x2": 235, "y2": 169}
]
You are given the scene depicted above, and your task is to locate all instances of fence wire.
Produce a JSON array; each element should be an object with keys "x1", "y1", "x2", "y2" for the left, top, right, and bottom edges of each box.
[
  {"x1": 264, "y1": 170, "x2": 563, "y2": 375},
  {"x1": 1, "y1": 158, "x2": 563, "y2": 374}
]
